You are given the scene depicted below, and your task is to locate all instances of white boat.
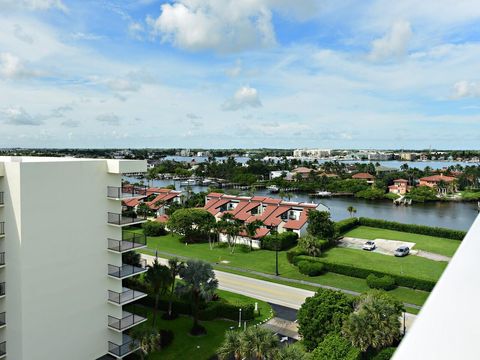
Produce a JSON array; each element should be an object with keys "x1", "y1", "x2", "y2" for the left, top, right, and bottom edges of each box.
[
  {"x1": 267, "y1": 185, "x2": 280, "y2": 193},
  {"x1": 311, "y1": 191, "x2": 332, "y2": 197},
  {"x1": 180, "y1": 179, "x2": 198, "y2": 187}
]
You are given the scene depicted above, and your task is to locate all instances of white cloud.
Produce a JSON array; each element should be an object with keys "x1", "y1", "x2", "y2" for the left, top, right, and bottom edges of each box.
[
  {"x1": 96, "y1": 113, "x2": 121, "y2": 125},
  {"x1": 0, "y1": 0, "x2": 67, "y2": 12},
  {"x1": 0, "y1": 52, "x2": 38, "y2": 79},
  {"x1": 128, "y1": 22, "x2": 145, "y2": 40},
  {"x1": 60, "y1": 119, "x2": 79, "y2": 128},
  {"x1": 451, "y1": 80, "x2": 480, "y2": 99},
  {"x1": 70, "y1": 32, "x2": 105, "y2": 41},
  {"x1": 222, "y1": 86, "x2": 262, "y2": 111},
  {"x1": 1, "y1": 107, "x2": 43, "y2": 126},
  {"x1": 147, "y1": 0, "x2": 277, "y2": 52},
  {"x1": 369, "y1": 20, "x2": 412, "y2": 61}
]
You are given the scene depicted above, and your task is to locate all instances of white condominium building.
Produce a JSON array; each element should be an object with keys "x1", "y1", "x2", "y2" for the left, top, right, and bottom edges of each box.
[
  {"x1": 0, "y1": 156, "x2": 148, "y2": 360},
  {"x1": 292, "y1": 149, "x2": 331, "y2": 158}
]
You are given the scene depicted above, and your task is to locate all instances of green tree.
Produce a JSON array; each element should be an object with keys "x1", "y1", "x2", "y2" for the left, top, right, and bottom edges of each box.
[
  {"x1": 298, "y1": 288, "x2": 353, "y2": 351},
  {"x1": 347, "y1": 206, "x2": 357, "y2": 218},
  {"x1": 274, "y1": 344, "x2": 310, "y2": 360},
  {"x1": 342, "y1": 290, "x2": 403, "y2": 352},
  {"x1": 177, "y1": 260, "x2": 218, "y2": 334},
  {"x1": 311, "y1": 333, "x2": 361, "y2": 360},
  {"x1": 129, "y1": 325, "x2": 161, "y2": 360},
  {"x1": 240, "y1": 326, "x2": 279, "y2": 360},
  {"x1": 307, "y1": 210, "x2": 336, "y2": 241},
  {"x1": 298, "y1": 234, "x2": 323, "y2": 257},
  {"x1": 145, "y1": 257, "x2": 172, "y2": 327},
  {"x1": 167, "y1": 208, "x2": 216, "y2": 243},
  {"x1": 166, "y1": 257, "x2": 184, "y2": 319},
  {"x1": 244, "y1": 219, "x2": 264, "y2": 250},
  {"x1": 217, "y1": 212, "x2": 244, "y2": 253},
  {"x1": 218, "y1": 330, "x2": 242, "y2": 360}
]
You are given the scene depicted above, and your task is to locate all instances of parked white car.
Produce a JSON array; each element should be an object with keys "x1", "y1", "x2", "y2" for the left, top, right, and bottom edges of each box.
[{"x1": 362, "y1": 240, "x2": 376, "y2": 251}]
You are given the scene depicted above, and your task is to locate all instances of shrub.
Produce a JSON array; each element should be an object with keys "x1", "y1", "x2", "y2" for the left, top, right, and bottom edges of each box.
[
  {"x1": 366, "y1": 274, "x2": 396, "y2": 291},
  {"x1": 358, "y1": 217, "x2": 465, "y2": 240},
  {"x1": 355, "y1": 188, "x2": 386, "y2": 200},
  {"x1": 295, "y1": 255, "x2": 436, "y2": 291},
  {"x1": 237, "y1": 244, "x2": 252, "y2": 253},
  {"x1": 286, "y1": 248, "x2": 306, "y2": 264},
  {"x1": 335, "y1": 218, "x2": 359, "y2": 235},
  {"x1": 311, "y1": 333, "x2": 361, "y2": 360},
  {"x1": 262, "y1": 231, "x2": 298, "y2": 250},
  {"x1": 298, "y1": 261, "x2": 325, "y2": 276},
  {"x1": 142, "y1": 221, "x2": 167, "y2": 236},
  {"x1": 298, "y1": 234, "x2": 324, "y2": 257},
  {"x1": 371, "y1": 347, "x2": 397, "y2": 360}
]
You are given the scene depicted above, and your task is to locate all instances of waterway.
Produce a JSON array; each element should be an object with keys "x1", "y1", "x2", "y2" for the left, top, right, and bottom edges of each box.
[{"x1": 124, "y1": 177, "x2": 478, "y2": 231}]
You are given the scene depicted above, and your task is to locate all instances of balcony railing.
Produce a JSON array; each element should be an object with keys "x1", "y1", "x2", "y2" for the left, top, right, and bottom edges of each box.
[
  {"x1": 108, "y1": 288, "x2": 147, "y2": 305},
  {"x1": 108, "y1": 311, "x2": 146, "y2": 331},
  {"x1": 107, "y1": 213, "x2": 147, "y2": 226},
  {"x1": 107, "y1": 185, "x2": 147, "y2": 199},
  {"x1": 0, "y1": 283, "x2": 5, "y2": 297},
  {"x1": 108, "y1": 260, "x2": 147, "y2": 279},
  {"x1": 0, "y1": 341, "x2": 5, "y2": 357},
  {"x1": 108, "y1": 232, "x2": 146, "y2": 253},
  {"x1": 0, "y1": 222, "x2": 3, "y2": 236},
  {"x1": 0, "y1": 253, "x2": 5, "y2": 267},
  {"x1": 0, "y1": 312, "x2": 5, "y2": 327},
  {"x1": 0, "y1": 192, "x2": 3, "y2": 205},
  {"x1": 108, "y1": 335, "x2": 140, "y2": 357}
]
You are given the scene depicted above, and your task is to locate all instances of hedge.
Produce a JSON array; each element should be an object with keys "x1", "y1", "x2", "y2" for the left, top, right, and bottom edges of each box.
[
  {"x1": 358, "y1": 217, "x2": 466, "y2": 240},
  {"x1": 335, "y1": 217, "x2": 359, "y2": 235},
  {"x1": 294, "y1": 255, "x2": 436, "y2": 291},
  {"x1": 298, "y1": 260, "x2": 325, "y2": 276},
  {"x1": 366, "y1": 274, "x2": 396, "y2": 291},
  {"x1": 142, "y1": 221, "x2": 167, "y2": 236},
  {"x1": 286, "y1": 248, "x2": 307, "y2": 264},
  {"x1": 262, "y1": 231, "x2": 299, "y2": 251}
]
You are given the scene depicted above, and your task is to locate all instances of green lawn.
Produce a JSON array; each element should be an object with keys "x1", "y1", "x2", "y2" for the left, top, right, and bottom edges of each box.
[
  {"x1": 322, "y1": 247, "x2": 447, "y2": 281},
  {"x1": 139, "y1": 233, "x2": 430, "y2": 307},
  {"x1": 345, "y1": 226, "x2": 461, "y2": 257}
]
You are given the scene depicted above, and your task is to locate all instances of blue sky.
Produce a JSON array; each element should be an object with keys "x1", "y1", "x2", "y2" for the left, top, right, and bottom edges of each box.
[{"x1": 1, "y1": 0, "x2": 480, "y2": 149}]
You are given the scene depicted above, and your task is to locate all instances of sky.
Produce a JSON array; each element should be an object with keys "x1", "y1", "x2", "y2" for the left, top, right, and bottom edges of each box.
[{"x1": 0, "y1": 0, "x2": 480, "y2": 149}]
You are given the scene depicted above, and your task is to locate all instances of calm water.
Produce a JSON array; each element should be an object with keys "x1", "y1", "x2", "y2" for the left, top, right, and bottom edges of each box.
[{"x1": 125, "y1": 177, "x2": 478, "y2": 231}]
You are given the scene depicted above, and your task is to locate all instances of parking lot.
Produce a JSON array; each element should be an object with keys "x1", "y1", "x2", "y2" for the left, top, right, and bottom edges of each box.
[{"x1": 338, "y1": 237, "x2": 418, "y2": 256}]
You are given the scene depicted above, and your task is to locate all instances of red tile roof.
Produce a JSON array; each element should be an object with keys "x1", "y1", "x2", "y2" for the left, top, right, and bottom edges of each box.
[
  {"x1": 155, "y1": 215, "x2": 169, "y2": 223},
  {"x1": 235, "y1": 202, "x2": 261, "y2": 221},
  {"x1": 394, "y1": 179, "x2": 408, "y2": 183},
  {"x1": 263, "y1": 206, "x2": 290, "y2": 226},
  {"x1": 122, "y1": 197, "x2": 143, "y2": 207},
  {"x1": 420, "y1": 174, "x2": 456, "y2": 182},
  {"x1": 283, "y1": 209, "x2": 308, "y2": 230},
  {"x1": 352, "y1": 173, "x2": 376, "y2": 180},
  {"x1": 239, "y1": 227, "x2": 271, "y2": 239}
]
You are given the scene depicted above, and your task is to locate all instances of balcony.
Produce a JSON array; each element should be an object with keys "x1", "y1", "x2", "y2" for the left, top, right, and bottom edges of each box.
[
  {"x1": 108, "y1": 288, "x2": 147, "y2": 306},
  {"x1": 108, "y1": 335, "x2": 140, "y2": 358},
  {"x1": 0, "y1": 253, "x2": 4, "y2": 269},
  {"x1": 108, "y1": 233, "x2": 146, "y2": 253},
  {"x1": 108, "y1": 260, "x2": 147, "y2": 279},
  {"x1": 0, "y1": 312, "x2": 5, "y2": 329},
  {"x1": 0, "y1": 222, "x2": 3, "y2": 238},
  {"x1": 0, "y1": 341, "x2": 5, "y2": 358},
  {"x1": 108, "y1": 311, "x2": 146, "y2": 332},
  {"x1": 0, "y1": 283, "x2": 5, "y2": 299},
  {"x1": 107, "y1": 185, "x2": 147, "y2": 200},
  {"x1": 107, "y1": 213, "x2": 147, "y2": 227},
  {"x1": 0, "y1": 192, "x2": 3, "y2": 207}
]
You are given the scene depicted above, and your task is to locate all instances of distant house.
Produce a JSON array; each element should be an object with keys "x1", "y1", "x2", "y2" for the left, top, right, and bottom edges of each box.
[
  {"x1": 292, "y1": 167, "x2": 315, "y2": 179},
  {"x1": 352, "y1": 172, "x2": 376, "y2": 184},
  {"x1": 388, "y1": 179, "x2": 410, "y2": 195},
  {"x1": 122, "y1": 187, "x2": 182, "y2": 217},
  {"x1": 269, "y1": 170, "x2": 293, "y2": 181},
  {"x1": 419, "y1": 174, "x2": 457, "y2": 194},
  {"x1": 204, "y1": 193, "x2": 325, "y2": 248}
]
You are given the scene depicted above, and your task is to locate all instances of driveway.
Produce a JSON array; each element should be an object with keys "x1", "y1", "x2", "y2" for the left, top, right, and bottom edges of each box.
[{"x1": 339, "y1": 237, "x2": 418, "y2": 256}]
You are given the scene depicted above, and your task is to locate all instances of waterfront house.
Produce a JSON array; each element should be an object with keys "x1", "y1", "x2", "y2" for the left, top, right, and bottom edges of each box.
[
  {"x1": 352, "y1": 172, "x2": 376, "y2": 184},
  {"x1": 204, "y1": 192, "x2": 324, "y2": 248},
  {"x1": 388, "y1": 179, "x2": 410, "y2": 195},
  {"x1": 419, "y1": 174, "x2": 457, "y2": 194},
  {"x1": 291, "y1": 167, "x2": 315, "y2": 179}
]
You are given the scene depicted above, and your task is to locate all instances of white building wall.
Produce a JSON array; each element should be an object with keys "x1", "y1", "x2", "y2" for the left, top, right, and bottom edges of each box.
[
  {"x1": 219, "y1": 233, "x2": 261, "y2": 249},
  {"x1": 0, "y1": 157, "x2": 144, "y2": 360}
]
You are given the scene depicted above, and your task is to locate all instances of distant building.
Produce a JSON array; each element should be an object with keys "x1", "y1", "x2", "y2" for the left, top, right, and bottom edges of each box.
[
  {"x1": 352, "y1": 172, "x2": 376, "y2": 184},
  {"x1": 122, "y1": 187, "x2": 182, "y2": 217},
  {"x1": 291, "y1": 167, "x2": 315, "y2": 179},
  {"x1": 388, "y1": 179, "x2": 410, "y2": 195},
  {"x1": 293, "y1": 149, "x2": 331, "y2": 158},
  {"x1": 367, "y1": 152, "x2": 393, "y2": 161},
  {"x1": 269, "y1": 170, "x2": 293, "y2": 181},
  {"x1": 419, "y1": 174, "x2": 457, "y2": 194},
  {"x1": 400, "y1": 152, "x2": 417, "y2": 161}
]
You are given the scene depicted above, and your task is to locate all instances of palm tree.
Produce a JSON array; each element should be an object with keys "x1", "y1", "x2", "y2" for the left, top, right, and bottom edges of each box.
[
  {"x1": 273, "y1": 344, "x2": 309, "y2": 360},
  {"x1": 217, "y1": 330, "x2": 242, "y2": 360},
  {"x1": 166, "y1": 258, "x2": 184, "y2": 319},
  {"x1": 145, "y1": 257, "x2": 172, "y2": 327},
  {"x1": 146, "y1": 167, "x2": 158, "y2": 187},
  {"x1": 177, "y1": 260, "x2": 218, "y2": 334},
  {"x1": 218, "y1": 213, "x2": 244, "y2": 253},
  {"x1": 347, "y1": 206, "x2": 357, "y2": 218},
  {"x1": 129, "y1": 325, "x2": 161, "y2": 360},
  {"x1": 240, "y1": 326, "x2": 279, "y2": 360},
  {"x1": 244, "y1": 219, "x2": 264, "y2": 250}
]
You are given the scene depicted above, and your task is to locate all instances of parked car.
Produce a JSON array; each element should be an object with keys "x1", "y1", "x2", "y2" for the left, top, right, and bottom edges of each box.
[
  {"x1": 362, "y1": 240, "x2": 376, "y2": 251},
  {"x1": 394, "y1": 245, "x2": 410, "y2": 257}
]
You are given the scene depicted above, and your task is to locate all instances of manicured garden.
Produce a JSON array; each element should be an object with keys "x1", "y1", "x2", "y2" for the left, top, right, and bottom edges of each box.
[{"x1": 345, "y1": 226, "x2": 461, "y2": 257}]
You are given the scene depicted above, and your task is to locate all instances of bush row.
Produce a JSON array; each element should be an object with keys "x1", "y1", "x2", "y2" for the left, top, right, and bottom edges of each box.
[
  {"x1": 298, "y1": 260, "x2": 325, "y2": 276},
  {"x1": 358, "y1": 217, "x2": 466, "y2": 240},
  {"x1": 262, "y1": 231, "x2": 298, "y2": 250},
  {"x1": 142, "y1": 221, "x2": 167, "y2": 236},
  {"x1": 366, "y1": 274, "x2": 397, "y2": 291},
  {"x1": 294, "y1": 255, "x2": 436, "y2": 291},
  {"x1": 334, "y1": 217, "x2": 359, "y2": 235}
]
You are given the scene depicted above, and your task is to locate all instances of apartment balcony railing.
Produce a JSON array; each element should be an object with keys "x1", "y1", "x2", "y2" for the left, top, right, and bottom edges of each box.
[
  {"x1": 0, "y1": 312, "x2": 5, "y2": 328},
  {"x1": 0, "y1": 341, "x2": 5, "y2": 358},
  {"x1": 108, "y1": 232, "x2": 147, "y2": 253},
  {"x1": 0, "y1": 192, "x2": 3, "y2": 206},
  {"x1": 108, "y1": 311, "x2": 147, "y2": 331},
  {"x1": 108, "y1": 288, "x2": 147, "y2": 306},
  {"x1": 0, "y1": 283, "x2": 5, "y2": 298},
  {"x1": 0, "y1": 222, "x2": 3, "y2": 237},
  {"x1": 107, "y1": 185, "x2": 147, "y2": 199},
  {"x1": 107, "y1": 212, "x2": 147, "y2": 226},
  {"x1": 108, "y1": 260, "x2": 147, "y2": 279},
  {"x1": 0, "y1": 253, "x2": 5, "y2": 267},
  {"x1": 108, "y1": 335, "x2": 140, "y2": 358}
]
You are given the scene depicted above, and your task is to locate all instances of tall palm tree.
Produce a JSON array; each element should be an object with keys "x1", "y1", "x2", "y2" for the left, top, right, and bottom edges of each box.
[
  {"x1": 129, "y1": 325, "x2": 161, "y2": 360},
  {"x1": 218, "y1": 213, "x2": 243, "y2": 253},
  {"x1": 244, "y1": 219, "x2": 264, "y2": 250},
  {"x1": 217, "y1": 330, "x2": 242, "y2": 360},
  {"x1": 177, "y1": 260, "x2": 218, "y2": 334},
  {"x1": 145, "y1": 257, "x2": 172, "y2": 327},
  {"x1": 166, "y1": 258, "x2": 184, "y2": 319},
  {"x1": 240, "y1": 326, "x2": 279, "y2": 360},
  {"x1": 347, "y1": 206, "x2": 357, "y2": 218}
]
